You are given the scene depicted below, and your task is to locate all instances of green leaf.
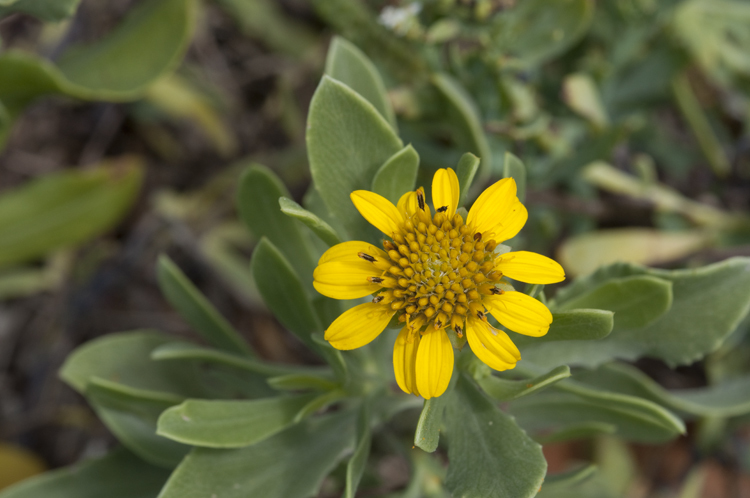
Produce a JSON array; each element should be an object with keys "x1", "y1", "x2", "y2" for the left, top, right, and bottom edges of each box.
[
  {"x1": 278, "y1": 197, "x2": 342, "y2": 248},
  {"x1": 144, "y1": 74, "x2": 237, "y2": 157},
  {"x1": 0, "y1": 159, "x2": 142, "y2": 269},
  {"x1": 535, "y1": 422, "x2": 616, "y2": 444},
  {"x1": 522, "y1": 259, "x2": 750, "y2": 368},
  {"x1": 325, "y1": 36, "x2": 396, "y2": 130},
  {"x1": 555, "y1": 276, "x2": 673, "y2": 329},
  {"x1": 307, "y1": 76, "x2": 403, "y2": 240},
  {"x1": 562, "y1": 73, "x2": 609, "y2": 129},
  {"x1": 371, "y1": 144, "x2": 419, "y2": 204},
  {"x1": 576, "y1": 362, "x2": 750, "y2": 418},
  {"x1": 266, "y1": 373, "x2": 338, "y2": 392},
  {"x1": 514, "y1": 310, "x2": 614, "y2": 349},
  {"x1": 432, "y1": 73, "x2": 491, "y2": 180},
  {"x1": 86, "y1": 379, "x2": 189, "y2": 468},
  {"x1": 250, "y1": 238, "x2": 322, "y2": 348},
  {"x1": 539, "y1": 464, "x2": 598, "y2": 493},
  {"x1": 157, "y1": 255, "x2": 253, "y2": 355},
  {"x1": 414, "y1": 394, "x2": 450, "y2": 453},
  {"x1": 491, "y1": 0, "x2": 594, "y2": 68},
  {"x1": 510, "y1": 377, "x2": 686, "y2": 443},
  {"x1": 59, "y1": 331, "x2": 207, "y2": 397},
  {"x1": 502, "y1": 152, "x2": 527, "y2": 203},
  {"x1": 345, "y1": 404, "x2": 371, "y2": 498},
  {"x1": 237, "y1": 165, "x2": 316, "y2": 286},
  {"x1": 444, "y1": 374, "x2": 546, "y2": 498},
  {"x1": 57, "y1": 0, "x2": 196, "y2": 97},
  {"x1": 0, "y1": 0, "x2": 195, "y2": 114},
  {"x1": 0, "y1": 448, "x2": 170, "y2": 498},
  {"x1": 157, "y1": 394, "x2": 318, "y2": 448},
  {"x1": 0, "y1": 0, "x2": 81, "y2": 21},
  {"x1": 150, "y1": 341, "x2": 328, "y2": 378},
  {"x1": 456, "y1": 152, "x2": 480, "y2": 206},
  {"x1": 158, "y1": 410, "x2": 355, "y2": 498},
  {"x1": 478, "y1": 365, "x2": 571, "y2": 402}
]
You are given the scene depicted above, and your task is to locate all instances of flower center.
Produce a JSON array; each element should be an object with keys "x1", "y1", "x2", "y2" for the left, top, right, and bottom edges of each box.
[{"x1": 364, "y1": 204, "x2": 503, "y2": 334}]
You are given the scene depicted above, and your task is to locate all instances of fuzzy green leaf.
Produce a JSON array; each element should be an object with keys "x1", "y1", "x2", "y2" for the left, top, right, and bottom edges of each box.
[
  {"x1": 445, "y1": 374, "x2": 546, "y2": 498},
  {"x1": 278, "y1": 197, "x2": 342, "y2": 248},
  {"x1": 503, "y1": 152, "x2": 527, "y2": 203},
  {"x1": 325, "y1": 36, "x2": 396, "y2": 129},
  {"x1": 238, "y1": 165, "x2": 316, "y2": 286},
  {"x1": 371, "y1": 144, "x2": 419, "y2": 204},
  {"x1": 157, "y1": 394, "x2": 318, "y2": 448},
  {"x1": 510, "y1": 377, "x2": 686, "y2": 443},
  {"x1": 523, "y1": 259, "x2": 750, "y2": 368},
  {"x1": 555, "y1": 275, "x2": 673, "y2": 329},
  {"x1": 307, "y1": 76, "x2": 403, "y2": 240},
  {"x1": 478, "y1": 365, "x2": 571, "y2": 402},
  {"x1": 345, "y1": 404, "x2": 371, "y2": 498},
  {"x1": 157, "y1": 255, "x2": 252, "y2": 355},
  {"x1": 0, "y1": 160, "x2": 142, "y2": 269},
  {"x1": 86, "y1": 379, "x2": 189, "y2": 468},
  {"x1": 59, "y1": 331, "x2": 207, "y2": 398},
  {"x1": 158, "y1": 410, "x2": 355, "y2": 498},
  {"x1": 576, "y1": 362, "x2": 750, "y2": 418},
  {"x1": 0, "y1": 448, "x2": 170, "y2": 498},
  {"x1": 456, "y1": 152, "x2": 480, "y2": 206},
  {"x1": 515, "y1": 310, "x2": 614, "y2": 348},
  {"x1": 0, "y1": 0, "x2": 195, "y2": 113},
  {"x1": 414, "y1": 394, "x2": 450, "y2": 453}
]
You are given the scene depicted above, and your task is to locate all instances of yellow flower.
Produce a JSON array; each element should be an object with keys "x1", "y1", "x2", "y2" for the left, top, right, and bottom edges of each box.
[{"x1": 313, "y1": 168, "x2": 565, "y2": 399}]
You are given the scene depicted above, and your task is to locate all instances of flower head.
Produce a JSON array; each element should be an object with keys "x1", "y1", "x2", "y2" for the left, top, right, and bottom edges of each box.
[{"x1": 314, "y1": 168, "x2": 565, "y2": 398}]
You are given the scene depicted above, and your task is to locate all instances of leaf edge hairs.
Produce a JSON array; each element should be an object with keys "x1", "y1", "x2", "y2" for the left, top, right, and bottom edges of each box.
[{"x1": 314, "y1": 168, "x2": 565, "y2": 398}]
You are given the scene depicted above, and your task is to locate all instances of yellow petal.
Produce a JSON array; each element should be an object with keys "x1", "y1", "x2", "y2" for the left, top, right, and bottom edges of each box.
[
  {"x1": 351, "y1": 190, "x2": 403, "y2": 236},
  {"x1": 325, "y1": 302, "x2": 395, "y2": 350},
  {"x1": 393, "y1": 326, "x2": 421, "y2": 396},
  {"x1": 318, "y1": 240, "x2": 388, "y2": 265},
  {"x1": 484, "y1": 291, "x2": 552, "y2": 337},
  {"x1": 313, "y1": 261, "x2": 381, "y2": 299},
  {"x1": 496, "y1": 251, "x2": 565, "y2": 284},
  {"x1": 467, "y1": 178, "x2": 528, "y2": 242},
  {"x1": 415, "y1": 329, "x2": 453, "y2": 399},
  {"x1": 432, "y1": 168, "x2": 460, "y2": 216},
  {"x1": 397, "y1": 187, "x2": 430, "y2": 218},
  {"x1": 466, "y1": 315, "x2": 519, "y2": 371}
]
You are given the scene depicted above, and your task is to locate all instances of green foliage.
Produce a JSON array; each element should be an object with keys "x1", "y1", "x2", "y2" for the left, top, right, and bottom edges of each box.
[
  {"x1": 238, "y1": 165, "x2": 316, "y2": 285},
  {"x1": 371, "y1": 144, "x2": 420, "y2": 204},
  {"x1": 525, "y1": 259, "x2": 750, "y2": 368},
  {"x1": 0, "y1": 0, "x2": 81, "y2": 21},
  {"x1": 157, "y1": 411, "x2": 355, "y2": 498},
  {"x1": 0, "y1": 0, "x2": 195, "y2": 117},
  {"x1": 0, "y1": 160, "x2": 142, "y2": 269},
  {"x1": 444, "y1": 375, "x2": 547, "y2": 498},
  {"x1": 478, "y1": 365, "x2": 571, "y2": 402},
  {"x1": 325, "y1": 36, "x2": 397, "y2": 129},
  {"x1": 157, "y1": 394, "x2": 319, "y2": 448},
  {"x1": 307, "y1": 76, "x2": 403, "y2": 240},
  {"x1": 0, "y1": 449, "x2": 170, "y2": 498},
  {"x1": 278, "y1": 197, "x2": 342, "y2": 248},
  {"x1": 157, "y1": 255, "x2": 253, "y2": 355}
]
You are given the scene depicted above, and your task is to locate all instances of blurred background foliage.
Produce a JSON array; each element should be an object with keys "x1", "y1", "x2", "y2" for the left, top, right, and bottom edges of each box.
[{"x1": 0, "y1": 0, "x2": 749, "y2": 496}]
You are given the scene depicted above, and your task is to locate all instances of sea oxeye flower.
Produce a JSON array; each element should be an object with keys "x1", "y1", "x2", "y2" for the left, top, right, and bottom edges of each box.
[{"x1": 313, "y1": 168, "x2": 565, "y2": 399}]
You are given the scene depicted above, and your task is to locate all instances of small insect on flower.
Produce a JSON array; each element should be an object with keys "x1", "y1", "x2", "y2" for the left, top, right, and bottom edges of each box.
[{"x1": 313, "y1": 168, "x2": 565, "y2": 399}]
